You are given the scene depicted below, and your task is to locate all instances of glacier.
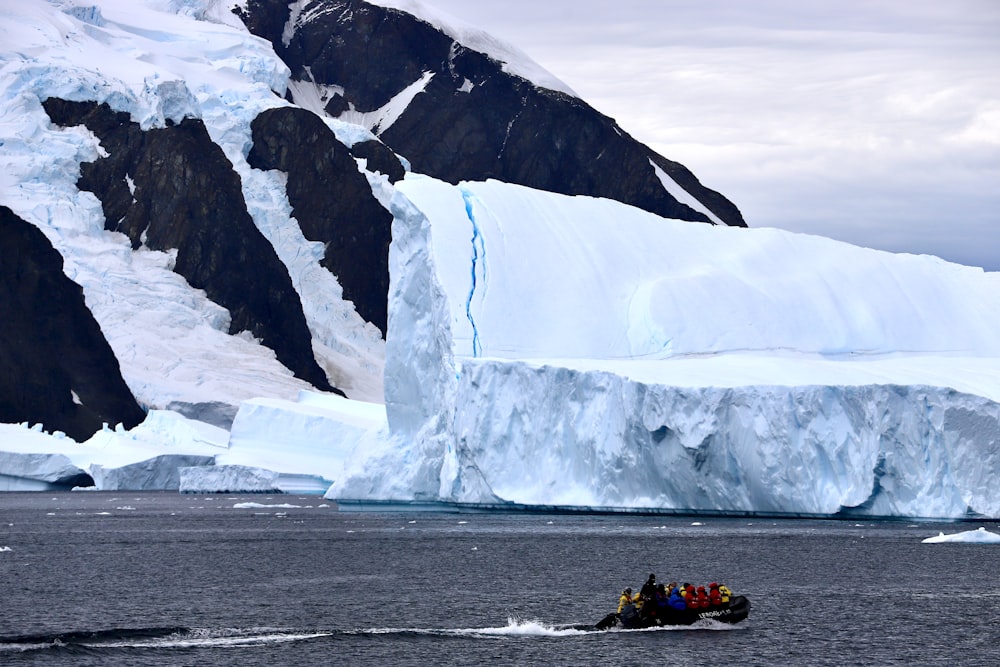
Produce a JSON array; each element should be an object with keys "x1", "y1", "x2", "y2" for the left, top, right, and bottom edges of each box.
[
  {"x1": 0, "y1": 1, "x2": 998, "y2": 518},
  {"x1": 328, "y1": 176, "x2": 1000, "y2": 519}
]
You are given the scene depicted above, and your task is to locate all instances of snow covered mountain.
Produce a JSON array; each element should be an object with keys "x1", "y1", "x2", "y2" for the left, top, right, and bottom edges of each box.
[
  {"x1": 237, "y1": 0, "x2": 744, "y2": 227},
  {"x1": 1, "y1": 1, "x2": 998, "y2": 518}
]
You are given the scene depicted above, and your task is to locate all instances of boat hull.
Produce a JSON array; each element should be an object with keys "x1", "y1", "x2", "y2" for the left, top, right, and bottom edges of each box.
[{"x1": 595, "y1": 595, "x2": 750, "y2": 630}]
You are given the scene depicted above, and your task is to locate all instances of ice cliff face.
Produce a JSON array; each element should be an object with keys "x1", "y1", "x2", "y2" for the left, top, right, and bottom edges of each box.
[
  {"x1": 327, "y1": 177, "x2": 1000, "y2": 518},
  {"x1": 451, "y1": 363, "x2": 1000, "y2": 517}
]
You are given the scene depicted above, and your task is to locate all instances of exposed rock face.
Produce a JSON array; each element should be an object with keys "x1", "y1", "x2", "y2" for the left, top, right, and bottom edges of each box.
[
  {"x1": 349, "y1": 139, "x2": 406, "y2": 184},
  {"x1": 0, "y1": 206, "x2": 146, "y2": 440},
  {"x1": 248, "y1": 106, "x2": 394, "y2": 334},
  {"x1": 41, "y1": 98, "x2": 335, "y2": 393},
  {"x1": 235, "y1": 0, "x2": 746, "y2": 227}
]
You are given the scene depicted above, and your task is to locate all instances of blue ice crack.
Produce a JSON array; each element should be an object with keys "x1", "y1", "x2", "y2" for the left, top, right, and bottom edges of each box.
[{"x1": 460, "y1": 187, "x2": 484, "y2": 357}]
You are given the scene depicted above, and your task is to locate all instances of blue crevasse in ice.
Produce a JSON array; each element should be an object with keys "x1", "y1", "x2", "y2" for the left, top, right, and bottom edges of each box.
[{"x1": 460, "y1": 187, "x2": 484, "y2": 358}]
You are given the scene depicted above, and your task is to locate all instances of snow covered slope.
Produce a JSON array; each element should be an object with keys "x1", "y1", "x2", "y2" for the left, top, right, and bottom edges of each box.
[
  {"x1": 0, "y1": 0, "x2": 386, "y2": 409},
  {"x1": 328, "y1": 176, "x2": 1000, "y2": 518}
]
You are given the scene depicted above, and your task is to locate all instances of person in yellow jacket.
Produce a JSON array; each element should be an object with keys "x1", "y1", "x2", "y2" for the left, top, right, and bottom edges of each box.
[
  {"x1": 617, "y1": 587, "x2": 637, "y2": 613},
  {"x1": 718, "y1": 584, "x2": 732, "y2": 604}
]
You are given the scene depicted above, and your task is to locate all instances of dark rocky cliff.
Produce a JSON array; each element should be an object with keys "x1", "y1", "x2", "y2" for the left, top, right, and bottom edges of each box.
[
  {"x1": 235, "y1": 0, "x2": 746, "y2": 228},
  {"x1": 0, "y1": 206, "x2": 146, "y2": 440},
  {"x1": 41, "y1": 99, "x2": 335, "y2": 394},
  {"x1": 248, "y1": 106, "x2": 394, "y2": 334}
]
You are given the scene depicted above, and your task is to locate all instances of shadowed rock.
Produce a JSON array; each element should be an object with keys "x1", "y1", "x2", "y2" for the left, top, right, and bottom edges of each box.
[
  {"x1": 248, "y1": 106, "x2": 394, "y2": 334},
  {"x1": 42, "y1": 98, "x2": 336, "y2": 394},
  {"x1": 0, "y1": 205, "x2": 146, "y2": 440}
]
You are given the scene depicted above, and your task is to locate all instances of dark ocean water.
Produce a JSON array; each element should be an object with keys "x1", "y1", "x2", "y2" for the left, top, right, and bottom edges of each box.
[{"x1": 1, "y1": 492, "x2": 998, "y2": 666}]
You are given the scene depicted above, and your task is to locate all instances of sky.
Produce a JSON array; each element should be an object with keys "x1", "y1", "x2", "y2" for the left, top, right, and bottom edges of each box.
[{"x1": 409, "y1": 0, "x2": 1000, "y2": 271}]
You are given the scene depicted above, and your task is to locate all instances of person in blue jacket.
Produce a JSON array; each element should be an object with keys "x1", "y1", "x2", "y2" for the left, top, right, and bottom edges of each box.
[{"x1": 668, "y1": 584, "x2": 687, "y2": 610}]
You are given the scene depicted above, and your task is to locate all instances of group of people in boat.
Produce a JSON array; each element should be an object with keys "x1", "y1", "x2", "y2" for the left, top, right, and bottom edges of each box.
[{"x1": 616, "y1": 574, "x2": 732, "y2": 618}]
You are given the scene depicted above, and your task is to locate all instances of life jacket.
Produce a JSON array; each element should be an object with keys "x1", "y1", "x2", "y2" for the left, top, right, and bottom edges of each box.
[
  {"x1": 617, "y1": 592, "x2": 635, "y2": 614},
  {"x1": 696, "y1": 587, "x2": 710, "y2": 608},
  {"x1": 709, "y1": 587, "x2": 722, "y2": 606},
  {"x1": 685, "y1": 588, "x2": 700, "y2": 609},
  {"x1": 718, "y1": 585, "x2": 731, "y2": 604}
]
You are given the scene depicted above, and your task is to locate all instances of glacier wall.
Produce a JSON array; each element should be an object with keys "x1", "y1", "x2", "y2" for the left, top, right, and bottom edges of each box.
[
  {"x1": 452, "y1": 360, "x2": 1000, "y2": 517},
  {"x1": 329, "y1": 175, "x2": 1000, "y2": 518}
]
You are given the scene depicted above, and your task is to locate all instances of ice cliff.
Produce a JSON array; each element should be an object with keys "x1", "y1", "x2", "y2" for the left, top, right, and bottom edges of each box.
[{"x1": 328, "y1": 177, "x2": 1000, "y2": 518}]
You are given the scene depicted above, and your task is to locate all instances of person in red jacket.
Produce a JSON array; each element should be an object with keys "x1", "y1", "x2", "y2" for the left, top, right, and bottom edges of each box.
[
  {"x1": 709, "y1": 582, "x2": 723, "y2": 606},
  {"x1": 696, "y1": 586, "x2": 710, "y2": 608},
  {"x1": 685, "y1": 584, "x2": 699, "y2": 609}
]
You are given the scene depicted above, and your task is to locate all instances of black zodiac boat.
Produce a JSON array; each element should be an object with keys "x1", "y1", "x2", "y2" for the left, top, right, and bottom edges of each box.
[{"x1": 596, "y1": 595, "x2": 751, "y2": 630}]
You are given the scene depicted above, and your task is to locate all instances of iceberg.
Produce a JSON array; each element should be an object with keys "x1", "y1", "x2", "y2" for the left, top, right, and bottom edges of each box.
[
  {"x1": 179, "y1": 465, "x2": 281, "y2": 494},
  {"x1": 0, "y1": 451, "x2": 91, "y2": 491},
  {"x1": 922, "y1": 527, "x2": 1000, "y2": 544},
  {"x1": 327, "y1": 176, "x2": 1000, "y2": 519},
  {"x1": 90, "y1": 454, "x2": 216, "y2": 491}
]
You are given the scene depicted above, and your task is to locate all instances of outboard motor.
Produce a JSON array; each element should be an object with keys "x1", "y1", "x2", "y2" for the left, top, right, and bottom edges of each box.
[{"x1": 619, "y1": 603, "x2": 640, "y2": 629}]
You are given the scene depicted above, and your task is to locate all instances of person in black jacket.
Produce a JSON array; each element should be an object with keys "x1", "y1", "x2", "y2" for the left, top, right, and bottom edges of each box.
[{"x1": 639, "y1": 573, "x2": 657, "y2": 600}]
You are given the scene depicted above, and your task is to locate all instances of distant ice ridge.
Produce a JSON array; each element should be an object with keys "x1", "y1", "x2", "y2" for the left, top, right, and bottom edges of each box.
[{"x1": 327, "y1": 176, "x2": 1000, "y2": 518}]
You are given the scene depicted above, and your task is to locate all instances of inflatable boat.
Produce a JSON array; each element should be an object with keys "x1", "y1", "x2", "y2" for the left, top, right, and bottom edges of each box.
[{"x1": 596, "y1": 594, "x2": 751, "y2": 630}]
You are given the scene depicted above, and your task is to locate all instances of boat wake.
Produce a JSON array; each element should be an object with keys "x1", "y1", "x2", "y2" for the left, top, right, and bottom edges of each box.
[
  {"x1": 0, "y1": 627, "x2": 332, "y2": 654},
  {"x1": 358, "y1": 616, "x2": 592, "y2": 638},
  {"x1": 0, "y1": 616, "x2": 741, "y2": 654}
]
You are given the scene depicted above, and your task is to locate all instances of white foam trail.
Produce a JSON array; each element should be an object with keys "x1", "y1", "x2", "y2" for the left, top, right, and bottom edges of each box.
[
  {"x1": 468, "y1": 617, "x2": 589, "y2": 637},
  {"x1": 362, "y1": 617, "x2": 590, "y2": 638},
  {"x1": 93, "y1": 630, "x2": 333, "y2": 649}
]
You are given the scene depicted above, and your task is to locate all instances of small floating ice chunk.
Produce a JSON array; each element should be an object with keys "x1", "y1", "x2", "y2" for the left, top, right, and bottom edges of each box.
[{"x1": 922, "y1": 527, "x2": 1000, "y2": 544}]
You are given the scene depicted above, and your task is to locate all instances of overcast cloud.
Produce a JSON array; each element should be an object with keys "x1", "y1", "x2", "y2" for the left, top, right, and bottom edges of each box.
[{"x1": 418, "y1": 0, "x2": 1000, "y2": 270}]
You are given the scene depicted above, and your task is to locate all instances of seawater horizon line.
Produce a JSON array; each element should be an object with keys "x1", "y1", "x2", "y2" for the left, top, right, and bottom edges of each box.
[{"x1": 332, "y1": 498, "x2": 996, "y2": 523}]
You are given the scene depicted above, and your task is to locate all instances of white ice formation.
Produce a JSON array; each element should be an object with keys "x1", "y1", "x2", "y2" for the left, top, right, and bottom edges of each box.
[
  {"x1": 921, "y1": 527, "x2": 1000, "y2": 544},
  {"x1": 0, "y1": 2, "x2": 998, "y2": 518},
  {"x1": 327, "y1": 176, "x2": 1000, "y2": 519}
]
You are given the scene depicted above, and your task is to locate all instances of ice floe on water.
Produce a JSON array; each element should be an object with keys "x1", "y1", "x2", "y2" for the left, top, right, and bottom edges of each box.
[{"x1": 921, "y1": 526, "x2": 1000, "y2": 543}]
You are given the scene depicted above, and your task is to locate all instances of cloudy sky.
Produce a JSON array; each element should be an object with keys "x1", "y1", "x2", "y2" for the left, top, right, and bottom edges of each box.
[{"x1": 414, "y1": 0, "x2": 1000, "y2": 270}]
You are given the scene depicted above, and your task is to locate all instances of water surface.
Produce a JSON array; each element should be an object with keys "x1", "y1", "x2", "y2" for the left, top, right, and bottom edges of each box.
[{"x1": 1, "y1": 492, "x2": 997, "y2": 665}]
